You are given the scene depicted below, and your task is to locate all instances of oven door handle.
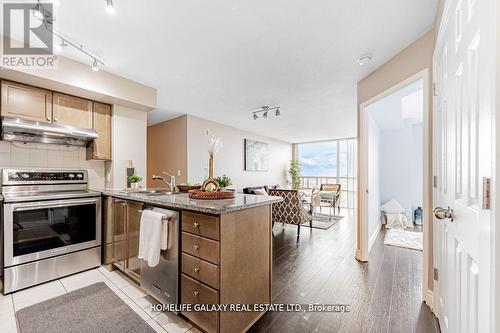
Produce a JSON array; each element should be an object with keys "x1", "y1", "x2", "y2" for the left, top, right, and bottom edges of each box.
[{"x1": 11, "y1": 199, "x2": 99, "y2": 212}]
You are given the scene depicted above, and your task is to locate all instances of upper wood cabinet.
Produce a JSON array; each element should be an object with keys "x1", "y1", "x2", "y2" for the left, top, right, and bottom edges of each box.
[
  {"x1": 87, "y1": 102, "x2": 112, "y2": 160},
  {"x1": 1, "y1": 81, "x2": 52, "y2": 122},
  {"x1": 52, "y1": 92, "x2": 93, "y2": 129}
]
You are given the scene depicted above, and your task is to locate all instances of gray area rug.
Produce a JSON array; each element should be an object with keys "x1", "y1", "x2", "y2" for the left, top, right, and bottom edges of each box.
[
  {"x1": 384, "y1": 228, "x2": 423, "y2": 251},
  {"x1": 301, "y1": 213, "x2": 344, "y2": 230},
  {"x1": 16, "y1": 282, "x2": 155, "y2": 333}
]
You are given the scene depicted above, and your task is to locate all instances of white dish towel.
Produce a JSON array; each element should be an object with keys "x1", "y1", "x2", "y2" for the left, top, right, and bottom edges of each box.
[{"x1": 138, "y1": 209, "x2": 175, "y2": 267}]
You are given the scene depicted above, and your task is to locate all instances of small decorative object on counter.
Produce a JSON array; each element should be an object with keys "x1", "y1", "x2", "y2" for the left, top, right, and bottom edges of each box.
[
  {"x1": 188, "y1": 178, "x2": 235, "y2": 200},
  {"x1": 126, "y1": 160, "x2": 135, "y2": 188},
  {"x1": 128, "y1": 175, "x2": 142, "y2": 189},
  {"x1": 214, "y1": 174, "x2": 232, "y2": 191},
  {"x1": 202, "y1": 178, "x2": 220, "y2": 192},
  {"x1": 206, "y1": 129, "x2": 223, "y2": 179},
  {"x1": 414, "y1": 206, "x2": 423, "y2": 226},
  {"x1": 177, "y1": 182, "x2": 202, "y2": 193}
]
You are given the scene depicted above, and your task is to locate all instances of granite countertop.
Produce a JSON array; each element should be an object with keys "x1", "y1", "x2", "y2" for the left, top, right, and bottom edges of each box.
[{"x1": 100, "y1": 190, "x2": 283, "y2": 215}]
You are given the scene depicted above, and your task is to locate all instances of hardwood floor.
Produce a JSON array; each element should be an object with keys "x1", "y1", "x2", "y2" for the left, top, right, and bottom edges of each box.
[{"x1": 249, "y1": 210, "x2": 440, "y2": 333}]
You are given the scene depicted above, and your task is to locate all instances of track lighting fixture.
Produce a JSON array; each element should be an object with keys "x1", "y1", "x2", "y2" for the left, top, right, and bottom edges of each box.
[
  {"x1": 252, "y1": 105, "x2": 281, "y2": 120},
  {"x1": 31, "y1": 1, "x2": 107, "y2": 72},
  {"x1": 106, "y1": 0, "x2": 116, "y2": 15}
]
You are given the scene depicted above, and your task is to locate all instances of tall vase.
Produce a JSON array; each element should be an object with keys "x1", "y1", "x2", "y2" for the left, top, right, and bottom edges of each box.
[{"x1": 209, "y1": 157, "x2": 214, "y2": 179}]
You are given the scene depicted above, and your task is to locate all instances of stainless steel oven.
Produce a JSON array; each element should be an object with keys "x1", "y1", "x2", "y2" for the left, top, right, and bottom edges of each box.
[{"x1": 1, "y1": 169, "x2": 102, "y2": 293}]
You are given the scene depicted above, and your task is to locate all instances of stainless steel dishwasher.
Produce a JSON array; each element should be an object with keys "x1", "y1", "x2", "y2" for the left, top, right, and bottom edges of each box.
[{"x1": 139, "y1": 206, "x2": 179, "y2": 306}]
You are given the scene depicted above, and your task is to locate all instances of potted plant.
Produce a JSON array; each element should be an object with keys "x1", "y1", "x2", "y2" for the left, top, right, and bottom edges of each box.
[
  {"x1": 214, "y1": 174, "x2": 232, "y2": 191},
  {"x1": 128, "y1": 175, "x2": 142, "y2": 189},
  {"x1": 288, "y1": 159, "x2": 302, "y2": 190}
]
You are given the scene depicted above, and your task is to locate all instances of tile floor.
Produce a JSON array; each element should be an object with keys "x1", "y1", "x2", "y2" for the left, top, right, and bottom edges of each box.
[{"x1": 0, "y1": 266, "x2": 202, "y2": 333}]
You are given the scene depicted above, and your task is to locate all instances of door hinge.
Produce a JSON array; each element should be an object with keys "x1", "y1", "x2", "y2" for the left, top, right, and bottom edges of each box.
[
  {"x1": 433, "y1": 175, "x2": 438, "y2": 188},
  {"x1": 434, "y1": 268, "x2": 439, "y2": 281},
  {"x1": 483, "y1": 177, "x2": 491, "y2": 210},
  {"x1": 433, "y1": 83, "x2": 437, "y2": 96}
]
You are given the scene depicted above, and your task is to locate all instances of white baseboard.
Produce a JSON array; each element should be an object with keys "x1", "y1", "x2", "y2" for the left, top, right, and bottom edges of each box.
[
  {"x1": 369, "y1": 222, "x2": 382, "y2": 252},
  {"x1": 424, "y1": 289, "x2": 434, "y2": 311}
]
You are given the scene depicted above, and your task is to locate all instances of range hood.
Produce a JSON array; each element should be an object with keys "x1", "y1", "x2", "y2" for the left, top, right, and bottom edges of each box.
[{"x1": 1, "y1": 117, "x2": 98, "y2": 146}]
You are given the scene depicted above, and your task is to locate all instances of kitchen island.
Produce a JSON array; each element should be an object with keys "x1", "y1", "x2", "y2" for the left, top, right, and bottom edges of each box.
[{"x1": 101, "y1": 190, "x2": 282, "y2": 333}]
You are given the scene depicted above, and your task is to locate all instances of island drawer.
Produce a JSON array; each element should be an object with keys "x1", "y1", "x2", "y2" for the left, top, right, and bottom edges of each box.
[
  {"x1": 181, "y1": 274, "x2": 219, "y2": 333},
  {"x1": 182, "y1": 232, "x2": 220, "y2": 265},
  {"x1": 182, "y1": 211, "x2": 220, "y2": 240},
  {"x1": 182, "y1": 252, "x2": 219, "y2": 289}
]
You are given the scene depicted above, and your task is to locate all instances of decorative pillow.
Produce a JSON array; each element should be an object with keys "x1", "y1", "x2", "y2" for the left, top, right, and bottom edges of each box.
[
  {"x1": 253, "y1": 188, "x2": 269, "y2": 196},
  {"x1": 381, "y1": 198, "x2": 406, "y2": 214}
]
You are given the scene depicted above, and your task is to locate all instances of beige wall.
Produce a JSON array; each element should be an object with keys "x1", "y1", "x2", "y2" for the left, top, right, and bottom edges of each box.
[
  {"x1": 186, "y1": 115, "x2": 292, "y2": 192},
  {"x1": 105, "y1": 105, "x2": 148, "y2": 190},
  {"x1": 147, "y1": 115, "x2": 188, "y2": 188},
  {"x1": 357, "y1": 29, "x2": 435, "y2": 105},
  {"x1": 357, "y1": 29, "x2": 435, "y2": 293},
  {"x1": 148, "y1": 115, "x2": 293, "y2": 191}
]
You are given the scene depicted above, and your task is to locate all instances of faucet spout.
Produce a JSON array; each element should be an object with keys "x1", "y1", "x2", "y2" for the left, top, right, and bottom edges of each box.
[{"x1": 152, "y1": 172, "x2": 176, "y2": 192}]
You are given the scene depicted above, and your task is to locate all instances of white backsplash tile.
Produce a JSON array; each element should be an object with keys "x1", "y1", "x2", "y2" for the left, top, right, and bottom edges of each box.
[
  {"x1": 0, "y1": 142, "x2": 105, "y2": 188},
  {"x1": 11, "y1": 153, "x2": 30, "y2": 167}
]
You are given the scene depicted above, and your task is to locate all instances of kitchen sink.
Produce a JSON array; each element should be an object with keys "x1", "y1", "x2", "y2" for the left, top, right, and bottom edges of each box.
[{"x1": 137, "y1": 189, "x2": 178, "y2": 196}]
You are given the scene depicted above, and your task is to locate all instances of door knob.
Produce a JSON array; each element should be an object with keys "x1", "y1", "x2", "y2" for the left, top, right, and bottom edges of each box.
[{"x1": 434, "y1": 206, "x2": 454, "y2": 222}]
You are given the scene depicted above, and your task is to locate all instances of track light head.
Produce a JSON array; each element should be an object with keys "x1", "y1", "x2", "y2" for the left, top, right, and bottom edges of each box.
[
  {"x1": 91, "y1": 59, "x2": 99, "y2": 71},
  {"x1": 275, "y1": 108, "x2": 281, "y2": 116},
  {"x1": 55, "y1": 39, "x2": 68, "y2": 52},
  {"x1": 263, "y1": 111, "x2": 268, "y2": 118},
  {"x1": 105, "y1": 0, "x2": 116, "y2": 15},
  {"x1": 253, "y1": 113, "x2": 258, "y2": 120}
]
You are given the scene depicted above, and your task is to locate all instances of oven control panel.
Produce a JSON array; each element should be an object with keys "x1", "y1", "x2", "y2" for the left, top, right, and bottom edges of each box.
[{"x1": 3, "y1": 170, "x2": 87, "y2": 184}]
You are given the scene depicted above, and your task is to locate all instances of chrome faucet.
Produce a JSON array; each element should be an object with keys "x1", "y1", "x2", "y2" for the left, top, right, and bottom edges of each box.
[{"x1": 152, "y1": 171, "x2": 176, "y2": 192}]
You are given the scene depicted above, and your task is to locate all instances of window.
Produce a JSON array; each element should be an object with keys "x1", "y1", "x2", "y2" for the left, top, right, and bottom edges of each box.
[{"x1": 298, "y1": 138, "x2": 356, "y2": 208}]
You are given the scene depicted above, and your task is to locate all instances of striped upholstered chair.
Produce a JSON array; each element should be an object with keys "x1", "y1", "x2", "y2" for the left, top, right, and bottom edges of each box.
[{"x1": 268, "y1": 189, "x2": 313, "y2": 236}]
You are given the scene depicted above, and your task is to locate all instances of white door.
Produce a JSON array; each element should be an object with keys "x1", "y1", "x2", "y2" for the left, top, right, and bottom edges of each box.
[{"x1": 433, "y1": 0, "x2": 495, "y2": 332}]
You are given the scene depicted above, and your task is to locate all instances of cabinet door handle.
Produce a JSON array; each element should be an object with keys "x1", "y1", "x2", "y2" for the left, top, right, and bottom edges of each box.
[
  {"x1": 46, "y1": 116, "x2": 51, "y2": 121},
  {"x1": 193, "y1": 222, "x2": 200, "y2": 228},
  {"x1": 193, "y1": 244, "x2": 200, "y2": 251},
  {"x1": 193, "y1": 291, "x2": 199, "y2": 297},
  {"x1": 53, "y1": 117, "x2": 58, "y2": 122},
  {"x1": 192, "y1": 267, "x2": 200, "y2": 273}
]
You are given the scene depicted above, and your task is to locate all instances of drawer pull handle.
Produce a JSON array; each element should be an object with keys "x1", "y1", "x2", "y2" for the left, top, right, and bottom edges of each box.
[
  {"x1": 193, "y1": 244, "x2": 200, "y2": 250},
  {"x1": 193, "y1": 222, "x2": 200, "y2": 228},
  {"x1": 192, "y1": 267, "x2": 200, "y2": 273},
  {"x1": 193, "y1": 291, "x2": 199, "y2": 297}
]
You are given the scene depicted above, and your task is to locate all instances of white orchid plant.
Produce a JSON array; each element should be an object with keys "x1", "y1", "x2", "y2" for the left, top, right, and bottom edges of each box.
[{"x1": 206, "y1": 129, "x2": 223, "y2": 158}]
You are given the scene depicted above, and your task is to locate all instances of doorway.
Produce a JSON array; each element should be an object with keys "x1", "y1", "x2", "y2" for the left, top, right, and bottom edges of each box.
[{"x1": 357, "y1": 69, "x2": 432, "y2": 306}]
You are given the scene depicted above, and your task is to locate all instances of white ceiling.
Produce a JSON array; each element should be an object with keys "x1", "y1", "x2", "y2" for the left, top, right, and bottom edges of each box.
[
  {"x1": 367, "y1": 79, "x2": 423, "y2": 131},
  {"x1": 47, "y1": 0, "x2": 436, "y2": 143}
]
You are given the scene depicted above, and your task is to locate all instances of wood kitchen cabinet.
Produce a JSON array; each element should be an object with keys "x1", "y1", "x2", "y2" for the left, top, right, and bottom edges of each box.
[
  {"x1": 52, "y1": 92, "x2": 93, "y2": 129},
  {"x1": 110, "y1": 198, "x2": 143, "y2": 283},
  {"x1": 181, "y1": 207, "x2": 272, "y2": 333},
  {"x1": 1, "y1": 81, "x2": 52, "y2": 122},
  {"x1": 86, "y1": 102, "x2": 112, "y2": 160}
]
